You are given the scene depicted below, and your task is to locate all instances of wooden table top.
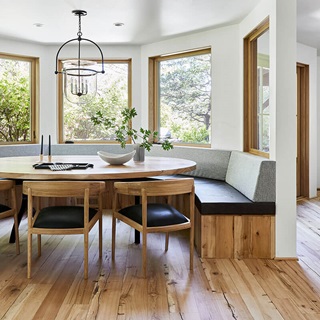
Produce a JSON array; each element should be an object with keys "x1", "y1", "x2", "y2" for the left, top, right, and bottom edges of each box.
[{"x1": 0, "y1": 155, "x2": 196, "y2": 180}]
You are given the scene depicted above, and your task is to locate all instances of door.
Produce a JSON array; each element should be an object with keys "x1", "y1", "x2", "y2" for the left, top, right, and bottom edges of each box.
[{"x1": 296, "y1": 63, "x2": 309, "y2": 198}]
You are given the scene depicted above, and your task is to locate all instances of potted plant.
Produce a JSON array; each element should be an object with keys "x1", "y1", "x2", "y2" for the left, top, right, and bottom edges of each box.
[{"x1": 91, "y1": 107, "x2": 173, "y2": 161}]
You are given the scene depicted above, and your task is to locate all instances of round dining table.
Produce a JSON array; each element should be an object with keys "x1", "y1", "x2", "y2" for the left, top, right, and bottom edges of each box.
[
  {"x1": 0, "y1": 155, "x2": 196, "y2": 180},
  {"x1": 0, "y1": 155, "x2": 196, "y2": 243}
]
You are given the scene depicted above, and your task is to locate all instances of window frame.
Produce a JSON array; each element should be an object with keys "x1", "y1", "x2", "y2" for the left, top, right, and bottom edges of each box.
[
  {"x1": 57, "y1": 59, "x2": 132, "y2": 144},
  {"x1": 0, "y1": 52, "x2": 39, "y2": 145},
  {"x1": 244, "y1": 18, "x2": 270, "y2": 158},
  {"x1": 149, "y1": 48, "x2": 212, "y2": 148}
]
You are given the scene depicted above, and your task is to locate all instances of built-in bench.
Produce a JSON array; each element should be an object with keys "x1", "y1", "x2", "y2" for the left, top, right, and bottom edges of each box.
[
  {"x1": 149, "y1": 147, "x2": 276, "y2": 259},
  {"x1": 0, "y1": 144, "x2": 276, "y2": 259}
]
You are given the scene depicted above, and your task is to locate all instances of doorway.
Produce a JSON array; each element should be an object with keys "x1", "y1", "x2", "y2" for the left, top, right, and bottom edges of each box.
[{"x1": 296, "y1": 63, "x2": 309, "y2": 198}]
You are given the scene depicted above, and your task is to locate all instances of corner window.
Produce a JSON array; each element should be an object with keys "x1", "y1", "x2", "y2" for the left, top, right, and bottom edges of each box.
[
  {"x1": 58, "y1": 59, "x2": 131, "y2": 143},
  {"x1": 0, "y1": 54, "x2": 38, "y2": 144},
  {"x1": 150, "y1": 49, "x2": 211, "y2": 146},
  {"x1": 244, "y1": 19, "x2": 270, "y2": 157}
]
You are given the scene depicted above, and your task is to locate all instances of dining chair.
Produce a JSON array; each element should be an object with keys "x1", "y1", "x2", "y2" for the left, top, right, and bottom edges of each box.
[
  {"x1": 0, "y1": 179, "x2": 19, "y2": 254},
  {"x1": 112, "y1": 178, "x2": 195, "y2": 277},
  {"x1": 22, "y1": 180, "x2": 105, "y2": 279}
]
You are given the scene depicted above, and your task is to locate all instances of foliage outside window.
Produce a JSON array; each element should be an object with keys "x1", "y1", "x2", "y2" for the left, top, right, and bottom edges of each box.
[
  {"x1": 244, "y1": 19, "x2": 270, "y2": 157},
  {"x1": 150, "y1": 49, "x2": 212, "y2": 146},
  {"x1": 59, "y1": 60, "x2": 131, "y2": 143},
  {"x1": 0, "y1": 54, "x2": 38, "y2": 144}
]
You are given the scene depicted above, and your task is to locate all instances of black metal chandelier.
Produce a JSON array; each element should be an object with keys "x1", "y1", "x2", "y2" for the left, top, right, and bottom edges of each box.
[{"x1": 55, "y1": 10, "x2": 105, "y2": 104}]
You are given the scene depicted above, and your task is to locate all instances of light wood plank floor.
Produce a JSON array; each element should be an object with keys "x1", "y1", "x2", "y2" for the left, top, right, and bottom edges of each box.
[{"x1": 0, "y1": 198, "x2": 320, "y2": 320}]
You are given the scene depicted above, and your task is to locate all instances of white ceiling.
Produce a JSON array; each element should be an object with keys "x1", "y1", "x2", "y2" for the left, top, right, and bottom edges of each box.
[
  {"x1": 297, "y1": 0, "x2": 320, "y2": 49},
  {"x1": 0, "y1": 0, "x2": 259, "y2": 45},
  {"x1": 0, "y1": 0, "x2": 317, "y2": 49}
]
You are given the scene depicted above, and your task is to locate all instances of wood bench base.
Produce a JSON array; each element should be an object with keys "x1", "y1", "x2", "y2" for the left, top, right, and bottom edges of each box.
[{"x1": 195, "y1": 207, "x2": 275, "y2": 259}]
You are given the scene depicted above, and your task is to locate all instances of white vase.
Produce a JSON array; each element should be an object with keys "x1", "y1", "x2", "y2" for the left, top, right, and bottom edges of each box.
[{"x1": 133, "y1": 144, "x2": 145, "y2": 162}]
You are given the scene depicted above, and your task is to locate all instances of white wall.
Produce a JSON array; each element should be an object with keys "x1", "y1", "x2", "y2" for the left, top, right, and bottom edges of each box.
[
  {"x1": 140, "y1": 25, "x2": 242, "y2": 150},
  {"x1": 318, "y1": 56, "x2": 320, "y2": 188},
  {"x1": 297, "y1": 43, "x2": 317, "y2": 197},
  {"x1": 240, "y1": 0, "x2": 297, "y2": 258}
]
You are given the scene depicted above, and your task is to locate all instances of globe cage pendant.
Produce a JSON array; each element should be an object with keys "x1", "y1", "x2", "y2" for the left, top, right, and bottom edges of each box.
[{"x1": 55, "y1": 10, "x2": 105, "y2": 104}]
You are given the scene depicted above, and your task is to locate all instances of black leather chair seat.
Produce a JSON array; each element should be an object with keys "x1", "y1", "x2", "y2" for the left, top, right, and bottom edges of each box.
[
  {"x1": 119, "y1": 203, "x2": 188, "y2": 227},
  {"x1": 33, "y1": 206, "x2": 98, "y2": 228},
  {"x1": 0, "y1": 204, "x2": 11, "y2": 213}
]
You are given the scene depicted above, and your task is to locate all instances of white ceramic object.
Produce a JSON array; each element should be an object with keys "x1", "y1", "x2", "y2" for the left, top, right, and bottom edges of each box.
[{"x1": 97, "y1": 150, "x2": 136, "y2": 165}]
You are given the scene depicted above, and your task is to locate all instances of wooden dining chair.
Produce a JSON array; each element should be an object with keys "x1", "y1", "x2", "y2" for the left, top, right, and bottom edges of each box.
[
  {"x1": 112, "y1": 178, "x2": 195, "y2": 277},
  {"x1": 22, "y1": 180, "x2": 105, "y2": 279},
  {"x1": 0, "y1": 179, "x2": 19, "y2": 254}
]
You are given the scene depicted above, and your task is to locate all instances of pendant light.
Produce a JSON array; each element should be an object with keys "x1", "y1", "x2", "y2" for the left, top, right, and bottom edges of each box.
[{"x1": 55, "y1": 10, "x2": 105, "y2": 104}]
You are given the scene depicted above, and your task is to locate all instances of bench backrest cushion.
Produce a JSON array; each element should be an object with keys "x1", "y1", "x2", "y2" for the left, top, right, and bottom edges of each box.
[
  {"x1": 149, "y1": 146, "x2": 231, "y2": 181},
  {"x1": 225, "y1": 151, "x2": 276, "y2": 202},
  {"x1": 0, "y1": 145, "x2": 40, "y2": 157},
  {"x1": 0, "y1": 144, "x2": 129, "y2": 158}
]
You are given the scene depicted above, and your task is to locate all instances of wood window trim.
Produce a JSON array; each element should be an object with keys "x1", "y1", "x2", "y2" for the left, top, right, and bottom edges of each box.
[
  {"x1": 0, "y1": 52, "x2": 39, "y2": 145},
  {"x1": 149, "y1": 48, "x2": 211, "y2": 148},
  {"x1": 244, "y1": 18, "x2": 269, "y2": 158},
  {"x1": 57, "y1": 59, "x2": 132, "y2": 144}
]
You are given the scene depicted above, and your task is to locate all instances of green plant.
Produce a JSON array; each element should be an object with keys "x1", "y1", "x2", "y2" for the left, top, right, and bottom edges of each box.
[{"x1": 91, "y1": 107, "x2": 173, "y2": 151}]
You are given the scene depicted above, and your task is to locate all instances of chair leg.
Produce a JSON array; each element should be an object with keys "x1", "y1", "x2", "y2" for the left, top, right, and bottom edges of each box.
[
  {"x1": 13, "y1": 214, "x2": 20, "y2": 254},
  {"x1": 99, "y1": 215, "x2": 102, "y2": 259},
  {"x1": 27, "y1": 232, "x2": 32, "y2": 279},
  {"x1": 190, "y1": 225, "x2": 194, "y2": 271},
  {"x1": 142, "y1": 232, "x2": 147, "y2": 278},
  {"x1": 84, "y1": 232, "x2": 89, "y2": 279},
  {"x1": 165, "y1": 232, "x2": 169, "y2": 252},
  {"x1": 111, "y1": 215, "x2": 116, "y2": 261},
  {"x1": 37, "y1": 235, "x2": 41, "y2": 257}
]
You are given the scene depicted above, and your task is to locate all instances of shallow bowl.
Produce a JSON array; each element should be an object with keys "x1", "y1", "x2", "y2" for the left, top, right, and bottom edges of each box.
[{"x1": 97, "y1": 150, "x2": 136, "y2": 165}]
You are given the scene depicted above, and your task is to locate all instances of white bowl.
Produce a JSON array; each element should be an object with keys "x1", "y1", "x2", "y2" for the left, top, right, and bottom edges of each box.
[{"x1": 97, "y1": 150, "x2": 136, "y2": 165}]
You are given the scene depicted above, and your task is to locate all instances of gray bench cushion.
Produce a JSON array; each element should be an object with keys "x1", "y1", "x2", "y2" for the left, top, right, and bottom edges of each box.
[
  {"x1": 149, "y1": 146, "x2": 231, "y2": 181},
  {"x1": 226, "y1": 151, "x2": 276, "y2": 202}
]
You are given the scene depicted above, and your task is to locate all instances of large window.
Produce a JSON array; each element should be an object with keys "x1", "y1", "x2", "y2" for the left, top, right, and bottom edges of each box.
[
  {"x1": 0, "y1": 53, "x2": 38, "y2": 144},
  {"x1": 59, "y1": 60, "x2": 131, "y2": 143},
  {"x1": 244, "y1": 19, "x2": 270, "y2": 157},
  {"x1": 150, "y1": 49, "x2": 211, "y2": 146}
]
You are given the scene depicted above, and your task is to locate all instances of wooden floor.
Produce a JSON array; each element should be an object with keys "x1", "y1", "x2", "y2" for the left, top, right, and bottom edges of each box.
[{"x1": 0, "y1": 197, "x2": 320, "y2": 320}]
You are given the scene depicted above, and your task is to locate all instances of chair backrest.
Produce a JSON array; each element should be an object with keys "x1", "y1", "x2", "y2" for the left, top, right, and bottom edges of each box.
[
  {"x1": 23, "y1": 181, "x2": 105, "y2": 198},
  {"x1": 113, "y1": 178, "x2": 194, "y2": 197},
  {"x1": 0, "y1": 179, "x2": 15, "y2": 192},
  {"x1": 0, "y1": 179, "x2": 16, "y2": 217}
]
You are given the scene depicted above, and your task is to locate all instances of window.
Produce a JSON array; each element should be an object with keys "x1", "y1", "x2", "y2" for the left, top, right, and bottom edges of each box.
[
  {"x1": 59, "y1": 59, "x2": 131, "y2": 143},
  {"x1": 0, "y1": 53, "x2": 38, "y2": 144},
  {"x1": 150, "y1": 49, "x2": 211, "y2": 146},
  {"x1": 244, "y1": 19, "x2": 270, "y2": 157}
]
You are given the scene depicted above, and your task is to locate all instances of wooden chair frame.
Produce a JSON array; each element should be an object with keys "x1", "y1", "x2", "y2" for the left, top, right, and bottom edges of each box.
[
  {"x1": 0, "y1": 179, "x2": 19, "y2": 254},
  {"x1": 23, "y1": 180, "x2": 105, "y2": 279},
  {"x1": 112, "y1": 178, "x2": 195, "y2": 277}
]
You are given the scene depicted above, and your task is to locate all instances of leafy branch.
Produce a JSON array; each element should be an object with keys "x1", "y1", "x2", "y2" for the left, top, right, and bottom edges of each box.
[{"x1": 91, "y1": 107, "x2": 173, "y2": 151}]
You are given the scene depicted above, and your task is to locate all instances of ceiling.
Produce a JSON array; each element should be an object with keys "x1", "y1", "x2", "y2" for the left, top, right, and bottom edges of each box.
[
  {"x1": 297, "y1": 0, "x2": 320, "y2": 49},
  {"x1": 0, "y1": 0, "x2": 317, "y2": 49},
  {"x1": 0, "y1": 0, "x2": 259, "y2": 45}
]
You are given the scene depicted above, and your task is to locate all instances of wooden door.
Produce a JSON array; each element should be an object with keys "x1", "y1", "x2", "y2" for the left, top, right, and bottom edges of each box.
[{"x1": 296, "y1": 63, "x2": 309, "y2": 198}]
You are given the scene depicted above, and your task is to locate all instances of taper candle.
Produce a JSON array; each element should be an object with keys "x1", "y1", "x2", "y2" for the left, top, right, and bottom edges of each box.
[
  {"x1": 48, "y1": 135, "x2": 51, "y2": 156},
  {"x1": 40, "y1": 135, "x2": 43, "y2": 155}
]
